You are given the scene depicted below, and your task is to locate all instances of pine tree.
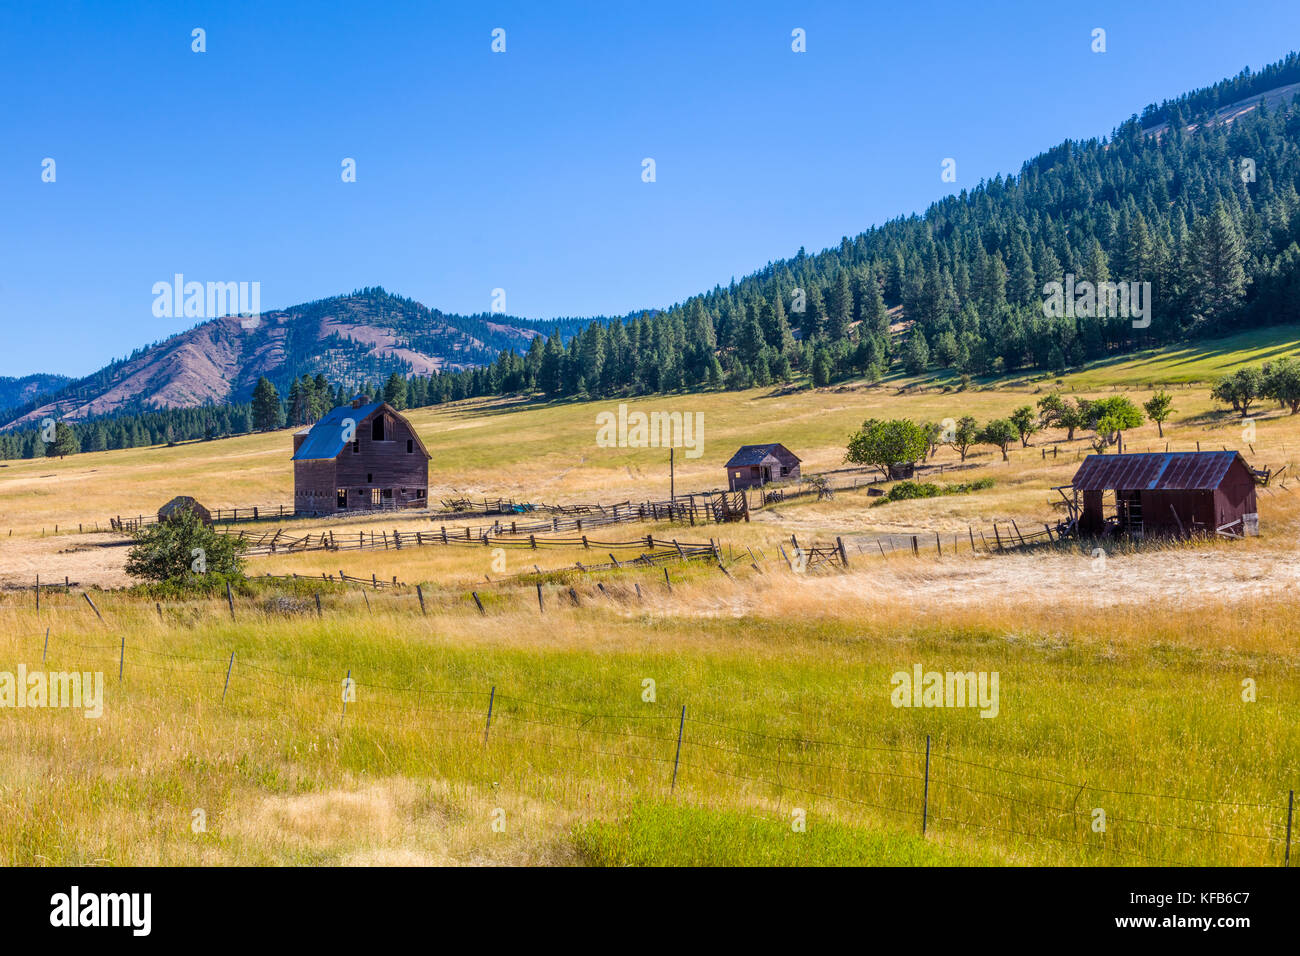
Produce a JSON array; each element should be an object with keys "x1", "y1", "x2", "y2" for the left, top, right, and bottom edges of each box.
[
  {"x1": 1188, "y1": 202, "x2": 1248, "y2": 330},
  {"x1": 251, "y1": 377, "x2": 282, "y2": 431}
]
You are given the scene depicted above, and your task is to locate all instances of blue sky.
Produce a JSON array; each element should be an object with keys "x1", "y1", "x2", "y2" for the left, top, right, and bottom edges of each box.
[{"x1": 2, "y1": 0, "x2": 1299, "y2": 378}]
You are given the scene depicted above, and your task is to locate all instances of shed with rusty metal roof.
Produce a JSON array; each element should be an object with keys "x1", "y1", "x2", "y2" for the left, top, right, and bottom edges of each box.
[{"x1": 1070, "y1": 451, "x2": 1257, "y2": 538}]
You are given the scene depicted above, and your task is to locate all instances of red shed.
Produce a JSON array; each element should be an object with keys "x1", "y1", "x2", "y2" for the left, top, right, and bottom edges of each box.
[{"x1": 1069, "y1": 451, "x2": 1258, "y2": 538}]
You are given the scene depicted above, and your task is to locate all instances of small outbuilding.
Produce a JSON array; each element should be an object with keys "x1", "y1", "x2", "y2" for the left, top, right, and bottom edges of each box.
[
  {"x1": 158, "y1": 496, "x2": 212, "y2": 526},
  {"x1": 1068, "y1": 451, "x2": 1258, "y2": 538},
  {"x1": 724, "y1": 443, "x2": 801, "y2": 491}
]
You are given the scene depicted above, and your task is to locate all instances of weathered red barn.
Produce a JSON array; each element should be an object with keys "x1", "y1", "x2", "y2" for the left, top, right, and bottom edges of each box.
[
  {"x1": 292, "y1": 396, "x2": 431, "y2": 515},
  {"x1": 724, "y1": 443, "x2": 801, "y2": 491},
  {"x1": 1069, "y1": 451, "x2": 1258, "y2": 538}
]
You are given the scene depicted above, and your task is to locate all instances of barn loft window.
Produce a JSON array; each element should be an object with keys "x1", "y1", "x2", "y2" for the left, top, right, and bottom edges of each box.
[
  {"x1": 407, "y1": 439, "x2": 413, "y2": 453},
  {"x1": 372, "y1": 415, "x2": 386, "y2": 441},
  {"x1": 780, "y1": 466, "x2": 789, "y2": 476}
]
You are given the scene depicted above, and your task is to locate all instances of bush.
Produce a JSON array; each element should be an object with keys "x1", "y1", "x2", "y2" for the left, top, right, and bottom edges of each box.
[
  {"x1": 125, "y1": 506, "x2": 247, "y2": 585},
  {"x1": 872, "y1": 477, "x2": 994, "y2": 506}
]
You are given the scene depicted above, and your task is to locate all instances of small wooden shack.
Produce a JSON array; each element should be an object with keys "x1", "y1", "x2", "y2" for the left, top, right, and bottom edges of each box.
[
  {"x1": 1069, "y1": 451, "x2": 1258, "y2": 538},
  {"x1": 158, "y1": 496, "x2": 212, "y2": 526},
  {"x1": 725, "y1": 444, "x2": 801, "y2": 491},
  {"x1": 292, "y1": 396, "x2": 431, "y2": 516}
]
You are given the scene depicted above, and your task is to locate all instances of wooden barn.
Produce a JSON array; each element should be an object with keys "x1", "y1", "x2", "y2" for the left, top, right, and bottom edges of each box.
[
  {"x1": 1068, "y1": 451, "x2": 1258, "y2": 538},
  {"x1": 292, "y1": 396, "x2": 431, "y2": 516},
  {"x1": 724, "y1": 443, "x2": 801, "y2": 491}
]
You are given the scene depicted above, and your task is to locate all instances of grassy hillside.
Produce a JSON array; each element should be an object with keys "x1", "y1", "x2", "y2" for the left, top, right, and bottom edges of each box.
[{"x1": 1, "y1": 332, "x2": 1298, "y2": 867}]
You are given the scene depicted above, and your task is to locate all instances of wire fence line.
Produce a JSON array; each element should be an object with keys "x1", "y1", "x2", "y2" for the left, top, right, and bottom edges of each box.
[{"x1": 4, "y1": 627, "x2": 1292, "y2": 868}]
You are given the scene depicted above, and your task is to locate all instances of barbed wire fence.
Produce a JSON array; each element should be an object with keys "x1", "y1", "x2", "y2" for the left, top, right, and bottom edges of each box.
[{"x1": 3, "y1": 624, "x2": 1292, "y2": 868}]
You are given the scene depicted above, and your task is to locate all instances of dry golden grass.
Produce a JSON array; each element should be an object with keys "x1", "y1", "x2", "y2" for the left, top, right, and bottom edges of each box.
[{"x1": 2, "y1": 364, "x2": 1299, "y2": 866}]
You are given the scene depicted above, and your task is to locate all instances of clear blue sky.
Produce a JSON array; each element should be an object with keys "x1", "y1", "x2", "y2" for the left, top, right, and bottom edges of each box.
[{"x1": 2, "y1": 0, "x2": 1298, "y2": 378}]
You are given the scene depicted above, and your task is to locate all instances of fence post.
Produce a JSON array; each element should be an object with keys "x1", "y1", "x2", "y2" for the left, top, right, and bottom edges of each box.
[
  {"x1": 35, "y1": 575, "x2": 39, "y2": 614},
  {"x1": 226, "y1": 582, "x2": 235, "y2": 621},
  {"x1": 315, "y1": 593, "x2": 322, "y2": 617},
  {"x1": 341, "y1": 669, "x2": 351, "y2": 724},
  {"x1": 671, "y1": 705, "x2": 686, "y2": 791},
  {"x1": 922, "y1": 734, "x2": 931, "y2": 835},
  {"x1": 83, "y1": 592, "x2": 104, "y2": 623},
  {"x1": 42, "y1": 627, "x2": 49, "y2": 664},
  {"x1": 222, "y1": 652, "x2": 235, "y2": 702},
  {"x1": 416, "y1": 584, "x2": 427, "y2": 616},
  {"x1": 1286, "y1": 790, "x2": 1294, "y2": 867},
  {"x1": 837, "y1": 536, "x2": 849, "y2": 567},
  {"x1": 118, "y1": 637, "x2": 125, "y2": 682},
  {"x1": 664, "y1": 569, "x2": 672, "y2": 593},
  {"x1": 472, "y1": 592, "x2": 486, "y2": 615},
  {"x1": 484, "y1": 686, "x2": 496, "y2": 744},
  {"x1": 537, "y1": 582, "x2": 544, "y2": 613}
]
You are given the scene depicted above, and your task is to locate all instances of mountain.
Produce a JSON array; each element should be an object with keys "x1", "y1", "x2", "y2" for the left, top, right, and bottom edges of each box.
[
  {"x1": 0, "y1": 374, "x2": 72, "y2": 413},
  {"x1": 0, "y1": 289, "x2": 589, "y2": 430}
]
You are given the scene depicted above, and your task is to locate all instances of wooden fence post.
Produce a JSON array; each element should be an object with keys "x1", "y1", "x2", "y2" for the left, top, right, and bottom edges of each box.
[
  {"x1": 671, "y1": 705, "x2": 686, "y2": 791},
  {"x1": 42, "y1": 627, "x2": 49, "y2": 664},
  {"x1": 836, "y1": 536, "x2": 849, "y2": 567},
  {"x1": 222, "y1": 652, "x2": 235, "y2": 702},
  {"x1": 472, "y1": 592, "x2": 486, "y2": 615},
  {"x1": 83, "y1": 592, "x2": 104, "y2": 623},
  {"x1": 226, "y1": 582, "x2": 236, "y2": 621},
  {"x1": 416, "y1": 584, "x2": 427, "y2": 616},
  {"x1": 536, "y1": 582, "x2": 544, "y2": 613},
  {"x1": 922, "y1": 734, "x2": 931, "y2": 835},
  {"x1": 118, "y1": 637, "x2": 125, "y2": 682},
  {"x1": 1286, "y1": 790, "x2": 1294, "y2": 868},
  {"x1": 484, "y1": 686, "x2": 496, "y2": 744}
]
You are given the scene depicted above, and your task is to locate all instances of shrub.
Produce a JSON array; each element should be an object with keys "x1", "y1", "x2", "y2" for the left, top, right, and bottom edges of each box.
[{"x1": 125, "y1": 506, "x2": 247, "y2": 585}]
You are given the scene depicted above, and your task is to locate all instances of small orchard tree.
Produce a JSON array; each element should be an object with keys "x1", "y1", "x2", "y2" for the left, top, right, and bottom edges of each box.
[
  {"x1": 1143, "y1": 390, "x2": 1174, "y2": 436},
  {"x1": 1089, "y1": 396, "x2": 1144, "y2": 451},
  {"x1": 1211, "y1": 367, "x2": 1263, "y2": 417},
  {"x1": 845, "y1": 418, "x2": 929, "y2": 479},
  {"x1": 1058, "y1": 400, "x2": 1087, "y2": 441},
  {"x1": 1036, "y1": 392, "x2": 1065, "y2": 428},
  {"x1": 1009, "y1": 405, "x2": 1038, "y2": 447},
  {"x1": 125, "y1": 507, "x2": 246, "y2": 584},
  {"x1": 922, "y1": 421, "x2": 944, "y2": 460},
  {"x1": 950, "y1": 415, "x2": 979, "y2": 462},
  {"x1": 1262, "y1": 359, "x2": 1300, "y2": 414},
  {"x1": 978, "y1": 419, "x2": 1018, "y2": 461}
]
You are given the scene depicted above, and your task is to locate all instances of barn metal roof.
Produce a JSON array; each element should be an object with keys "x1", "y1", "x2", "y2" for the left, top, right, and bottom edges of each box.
[
  {"x1": 291, "y1": 402, "x2": 383, "y2": 460},
  {"x1": 1072, "y1": 451, "x2": 1245, "y2": 491},
  {"x1": 725, "y1": 444, "x2": 800, "y2": 467}
]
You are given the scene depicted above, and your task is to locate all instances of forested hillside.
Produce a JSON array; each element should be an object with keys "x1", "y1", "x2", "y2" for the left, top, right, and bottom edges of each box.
[{"x1": 5, "y1": 55, "x2": 1300, "y2": 461}]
